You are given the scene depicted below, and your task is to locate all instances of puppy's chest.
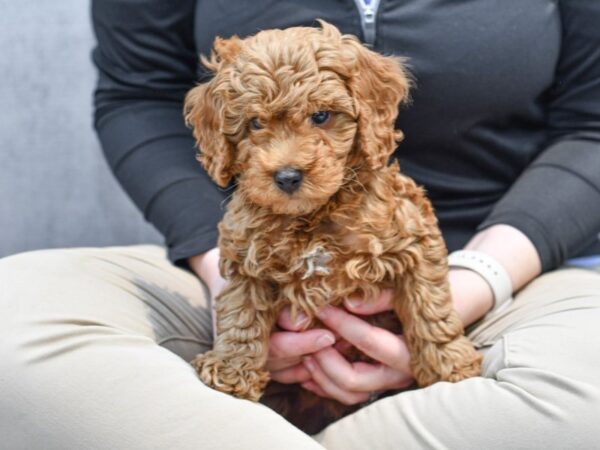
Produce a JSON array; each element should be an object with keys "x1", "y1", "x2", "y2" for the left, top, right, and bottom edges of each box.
[
  {"x1": 244, "y1": 231, "x2": 337, "y2": 282},
  {"x1": 276, "y1": 238, "x2": 339, "y2": 284},
  {"x1": 242, "y1": 221, "x2": 388, "y2": 291}
]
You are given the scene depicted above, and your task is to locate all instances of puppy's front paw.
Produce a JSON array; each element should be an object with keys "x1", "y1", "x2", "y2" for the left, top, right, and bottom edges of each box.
[
  {"x1": 411, "y1": 336, "x2": 482, "y2": 386},
  {"x1": 443, "y1": 337, "x2": 483, "y2": 382},
  {"x1": 192, "y1": 350, "x2": 270, "y2": 401}
]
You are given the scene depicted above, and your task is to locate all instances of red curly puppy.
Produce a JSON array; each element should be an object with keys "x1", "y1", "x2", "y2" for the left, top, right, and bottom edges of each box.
[{"x1": 184, "y1": 20, "x2": 481, "y2": 433}]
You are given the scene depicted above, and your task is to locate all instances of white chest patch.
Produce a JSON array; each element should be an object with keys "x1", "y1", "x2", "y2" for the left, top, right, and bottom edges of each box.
[{"x1": 301, "y1": 246, "x2": 332, "y2": 280}]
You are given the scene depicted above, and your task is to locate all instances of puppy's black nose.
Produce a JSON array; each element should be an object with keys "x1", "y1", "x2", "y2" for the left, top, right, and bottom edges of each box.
[{"x1": 273, "y1": 168, "x2": 303, "y2": 194}]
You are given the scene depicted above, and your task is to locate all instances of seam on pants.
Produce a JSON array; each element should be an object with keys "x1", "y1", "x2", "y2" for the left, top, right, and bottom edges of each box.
[
  {"x1": 493, "y1": 333, "x2": 583, "y2": 421},
  {"x1": 157, "y1": 335, "x2": 212, "y2": 347},
  {"x1": 503, "y1": 334, "x2": 511, "y2": 368}
]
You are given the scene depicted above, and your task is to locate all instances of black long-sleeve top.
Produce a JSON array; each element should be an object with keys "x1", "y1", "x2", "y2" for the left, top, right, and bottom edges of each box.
[{"x1": 92, "y1": 0, "x2": 600, "y2": 272}]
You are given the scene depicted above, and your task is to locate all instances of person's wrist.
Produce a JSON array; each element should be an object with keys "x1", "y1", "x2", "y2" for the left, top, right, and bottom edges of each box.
[
  {"x1": 450, "y1": 224, "x2": 542, "y2": 327},
  {"x1": 189, "y1": 248, "x2": 225, "y2": 341},
  {"x1": 464, "y1": 224, "x2": 541, "y2": 293},
  {"x1": 188, "y1": 247, "x2": 225, "y2": 297},
  {"x1": 448, "y1": 268, "x2": 494, "y2": 327}
]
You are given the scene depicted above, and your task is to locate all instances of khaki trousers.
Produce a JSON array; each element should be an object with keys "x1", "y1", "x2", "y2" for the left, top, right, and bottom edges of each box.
[{"x1": 1, "y1": 245, "x2": 599, "y2": 450}]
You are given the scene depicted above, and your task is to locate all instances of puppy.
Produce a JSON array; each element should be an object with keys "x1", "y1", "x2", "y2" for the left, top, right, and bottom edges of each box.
[{"x1": 184, "y1": 20, "x2": 481, "y2": 433}]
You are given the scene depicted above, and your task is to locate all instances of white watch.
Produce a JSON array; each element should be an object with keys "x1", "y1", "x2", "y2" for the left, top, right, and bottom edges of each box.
[{"x1": 448, "y1": 250, "x2": 514, "y2": 315}]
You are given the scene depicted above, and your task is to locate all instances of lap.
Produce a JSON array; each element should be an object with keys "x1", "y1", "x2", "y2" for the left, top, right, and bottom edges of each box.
[
  {"x1": 4, "y1": 247, "x2": 600, "y2": 449},
  {"x1": 315, "y1": 268, "x2": 600, "y2": 449},
  {"x1": 0, "y1": 246, "x2": 323, "y2": 450},
  {"x1": 0, "y1": 245, "x2": 213, "y2": 359}
]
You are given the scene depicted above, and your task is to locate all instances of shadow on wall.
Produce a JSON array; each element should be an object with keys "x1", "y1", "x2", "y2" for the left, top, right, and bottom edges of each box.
[{"x1": 0, "y1": 0, "x2": 163, "y2": 258}]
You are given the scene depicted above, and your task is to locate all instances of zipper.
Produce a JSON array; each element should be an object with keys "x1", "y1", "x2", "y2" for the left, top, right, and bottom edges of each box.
[{"x1": 353, "y1": 0, "x2": 381, "y2": 47}]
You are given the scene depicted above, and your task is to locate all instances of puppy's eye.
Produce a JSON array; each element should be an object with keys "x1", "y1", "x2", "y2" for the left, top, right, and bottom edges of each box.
[
  {"x1": 249, "y1": 118, "x2": 263, "y2": 130},
  {"x1": 310, "y1": 111, "x2": 331, "y2": 126}
]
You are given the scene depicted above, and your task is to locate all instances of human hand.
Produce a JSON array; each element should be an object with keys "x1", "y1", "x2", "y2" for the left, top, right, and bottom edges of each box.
[
  {"x1": 267, "y1": 307, "x2": 336, "y2": 384},
  {"x1": 189, "y1": 249, "x2": 337, "y2": 362},
  {"x1": 300, "y1": 289, "x2": 414, "y2": 405},
  {"x1": 300, "y1": 266, "x2": 502, "y2": 404}
]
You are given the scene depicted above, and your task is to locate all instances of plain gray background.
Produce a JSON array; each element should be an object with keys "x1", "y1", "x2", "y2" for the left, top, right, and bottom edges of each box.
[{"x1": 0, "y1": 0, "x2": 163, "y2": 258}]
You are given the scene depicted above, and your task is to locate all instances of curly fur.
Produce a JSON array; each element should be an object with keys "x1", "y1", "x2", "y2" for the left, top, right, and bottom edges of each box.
[{"x1": 184, "y1": 21, "x2": 482, "y2": 434}]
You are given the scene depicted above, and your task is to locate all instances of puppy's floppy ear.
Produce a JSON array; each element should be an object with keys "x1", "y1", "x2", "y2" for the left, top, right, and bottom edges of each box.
[
  {"x1": 184, "y1": 81, "x2": 235, "y2": 187},
  {"x1": 213, "y1": 36, "x2": 243, "y2": 64},
  {"x1": 184, "y1": 35, "x2": 245, "y2": 186},
  {"x1": 341, "y1": 33, "x2": 411, "y2": 170}
]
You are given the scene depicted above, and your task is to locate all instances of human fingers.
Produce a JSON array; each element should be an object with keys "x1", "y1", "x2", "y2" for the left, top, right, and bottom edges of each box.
[
  {"x1": 301, "y1": 356, "x2": 371, "y2": 405},
  {"x1": 344, "y1": 288, "x2": 394, "y2": 315},
  {"x1": 316, "y1": 306, "x2": 412, "y2": 373},
  {"x1": 334, "y1": 338, "x2": 352, "y2": 354},
  {"x1": 300, "y1": 380, "x2": 329, "y2": 398},
  {"x1": 277, "y1": 306, "x2": 311, "y2": 331},
  {"x1": 267, "y1": 329, "x2": 335, "y2": 371},
  {"x1": 313, "y1": 347, "x2": 413, "y2": 392},
  {"x1": 270, "y1": 363, "x2": 312, "y2": 384}
]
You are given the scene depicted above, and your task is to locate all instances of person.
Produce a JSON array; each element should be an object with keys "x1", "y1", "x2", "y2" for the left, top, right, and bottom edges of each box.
[{"x1": 1, "y1": 1, "x2": 599, "y2": 448}]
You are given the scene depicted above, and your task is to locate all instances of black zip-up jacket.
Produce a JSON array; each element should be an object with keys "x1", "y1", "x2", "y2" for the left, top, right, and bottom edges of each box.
[{"x1": 92, "y1": 0, "x2": 600, "y2": 272}]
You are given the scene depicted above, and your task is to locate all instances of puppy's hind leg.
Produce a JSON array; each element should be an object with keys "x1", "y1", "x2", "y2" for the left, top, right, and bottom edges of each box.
[{"x1": 192, "y1": 276, "x2": 276, "y2": 401}]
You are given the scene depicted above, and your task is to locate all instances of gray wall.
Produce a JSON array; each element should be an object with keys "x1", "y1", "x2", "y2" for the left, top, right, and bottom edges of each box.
[{"x1": 0, "y1": 0, "x2": 163, "y2": 258}]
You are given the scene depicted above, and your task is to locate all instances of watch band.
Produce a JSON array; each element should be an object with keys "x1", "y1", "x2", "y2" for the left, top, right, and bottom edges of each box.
[{"x1": 448, "y1": 250, "x2": 513, "y2": 315}]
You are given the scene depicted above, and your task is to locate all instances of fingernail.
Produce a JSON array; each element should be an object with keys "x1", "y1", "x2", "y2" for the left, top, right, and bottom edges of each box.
[
  {"x1": 316, "y1": 333, "x2": 335, "y2": 348},
  {"x1": 303, "y1": 356, "x2": 315, "y2": 372},
  {"x1": 301, "y1": 381, "x2": 316, "y2": 393},
  {"x1": 293, "y1": 312, "x2": 309, "y2": 327},
  {"x1": 315, "y1": 307, "x2": 329, "y2": 319},
  {"x1": 344, "y1": 297, "x2": 362, "y2": 310}
]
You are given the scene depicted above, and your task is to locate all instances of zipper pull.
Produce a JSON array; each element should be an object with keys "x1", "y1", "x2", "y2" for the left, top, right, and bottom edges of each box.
[{"x1": 354, "y1": 0, "x2": 380, "y2": 46}]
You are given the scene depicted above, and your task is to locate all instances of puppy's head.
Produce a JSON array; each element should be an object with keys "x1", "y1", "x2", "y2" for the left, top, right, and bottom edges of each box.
[{"x1": 185, "y1": 20, "x2": 410, "y2": 215}]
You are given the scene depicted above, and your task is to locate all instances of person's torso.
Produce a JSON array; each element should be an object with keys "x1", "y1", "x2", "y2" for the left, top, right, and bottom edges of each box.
[{"x1": 193, "y1": 0, "x2": 561, "y2": 250}]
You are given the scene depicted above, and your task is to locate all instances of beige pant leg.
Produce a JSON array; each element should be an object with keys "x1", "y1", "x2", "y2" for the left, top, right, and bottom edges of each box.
[
  {"x1": 0, "y1": 246, "x2": 323, "y2": 450},
  {"x1": 315, "y1": 268, "x2": 600, "y2": 449}
]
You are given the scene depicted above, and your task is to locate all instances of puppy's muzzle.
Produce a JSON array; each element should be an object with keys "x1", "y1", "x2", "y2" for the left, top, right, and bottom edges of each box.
[{"x1": 273, "y1": 168, "x2": 303, "y2": 194}]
